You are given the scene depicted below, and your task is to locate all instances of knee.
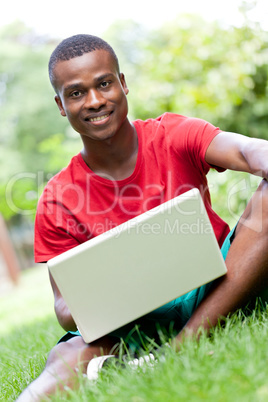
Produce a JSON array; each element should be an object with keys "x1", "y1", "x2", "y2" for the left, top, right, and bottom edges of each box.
[
  {"x1": 238, "y1": 179, "x2": 268, "y2": 235},
  {"x1": 254, "y1": 179, "x2": 268, "y2": 229},
  {"x1": 44, "y1": 335, "x2": 117, "y2": 376},
  {"x1": 45, "y1": 338, "x2": 88, "y2": 374},
  {"x1": 46, "y1": 342, "x2": 76, "y2": 370},
  {"x1": 261, "y1": 178, "x2": 268, "y2": 204}
]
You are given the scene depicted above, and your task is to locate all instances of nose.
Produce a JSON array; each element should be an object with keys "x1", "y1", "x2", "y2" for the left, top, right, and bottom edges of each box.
[{"x1": 84, "y1": 89, "x2": 106, "y2": 110}]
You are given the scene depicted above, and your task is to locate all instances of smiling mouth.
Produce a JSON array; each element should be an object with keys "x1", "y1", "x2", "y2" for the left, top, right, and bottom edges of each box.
[{"x1": 87, "y1": 113, "x2": 110, "y2": 122}]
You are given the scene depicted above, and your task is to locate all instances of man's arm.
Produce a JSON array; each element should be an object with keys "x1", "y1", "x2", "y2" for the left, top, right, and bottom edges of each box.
[
  {"x1": 49, "y1": 272, "x2": 77, "y2": 332},
  {"x1": 205, "y1": 131, "x2": 268, "y2": 179},
  {"x1": 173, "y1": 131, "x2": 268, "y2": 349}
]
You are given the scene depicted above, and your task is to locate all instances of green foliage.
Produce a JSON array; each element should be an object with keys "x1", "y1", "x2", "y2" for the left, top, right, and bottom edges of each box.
[
  {"x1": 106, "y1": 16, "x2": 268, "y2": 138},
  {"x1": 0, "y1": 23, "x2": 81, "y2": 220},
  {"x1": 1, "y1": 13, "x2": 268, "y2": 221},
  {"x1": 207, "y1": 169, "x2": 262, "y2": 228}
]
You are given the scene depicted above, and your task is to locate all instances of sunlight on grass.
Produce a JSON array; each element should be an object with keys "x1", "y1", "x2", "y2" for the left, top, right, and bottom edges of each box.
[
  {"x1": 47, "y1": 309, "x2": 268, "y2": 402},
  {"x1": 0, "y1": 265, "x2": 55, "y2": 336},
  {"x1": 1, "y1": 266, "x2": 268, "y2": 400}
]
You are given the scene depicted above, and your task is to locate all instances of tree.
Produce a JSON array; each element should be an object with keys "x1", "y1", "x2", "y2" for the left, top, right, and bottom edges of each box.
[
  {"x1": 0, "y1": 22, "x2": 81, "y2": 220},
  {"x1": 1, "y1": 14, "x2": 268, "y2": 223},
  {"x1": 106, "y1": 16, "x2": 268, "y2": 139}
]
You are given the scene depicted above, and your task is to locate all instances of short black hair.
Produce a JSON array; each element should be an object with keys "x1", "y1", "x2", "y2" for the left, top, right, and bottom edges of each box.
[{"x1": 48, "y1": 34, "x2": 120, "y2": 91}]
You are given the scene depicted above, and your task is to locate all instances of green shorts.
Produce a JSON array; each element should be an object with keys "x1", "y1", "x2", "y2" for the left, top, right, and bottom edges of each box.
[{"x1": 60, "y1": 227, "x2": 236, "y2": 348}]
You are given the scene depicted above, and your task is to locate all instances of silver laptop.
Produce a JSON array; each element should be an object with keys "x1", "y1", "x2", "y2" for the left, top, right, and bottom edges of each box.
[{"x1": 48, "y1": 188, "x2": 227, "y2": 343}]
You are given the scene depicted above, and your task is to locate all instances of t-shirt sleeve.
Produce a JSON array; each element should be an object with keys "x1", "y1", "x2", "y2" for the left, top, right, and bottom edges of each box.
[
  {"x1": 165, "y1": 114, "x2": 223, "y2": 173},
  {"x1": 34, "y1": 186, "x2": 80, "y2": 263}
]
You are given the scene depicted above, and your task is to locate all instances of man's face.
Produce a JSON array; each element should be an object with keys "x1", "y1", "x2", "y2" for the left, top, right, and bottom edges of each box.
[{"x1": 53, "y1": 50, "x2": 129, "y2": 142}]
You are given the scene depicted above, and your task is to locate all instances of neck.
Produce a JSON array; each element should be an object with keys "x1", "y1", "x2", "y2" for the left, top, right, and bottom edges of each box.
[{"x1": 80, "y1": 119, "x2": 138, "y2": 180}]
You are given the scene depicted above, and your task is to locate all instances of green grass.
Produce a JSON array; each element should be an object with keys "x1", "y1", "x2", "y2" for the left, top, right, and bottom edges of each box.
[
  {"x1": 0, "y1": 265, "x2": 55, "y2": 336},
  {"x1": 1, "y1": 268, "x2": 268, "y2": 401},
  {"x1": 0, "y1": 266, "x2": 64, "y2": 401}
]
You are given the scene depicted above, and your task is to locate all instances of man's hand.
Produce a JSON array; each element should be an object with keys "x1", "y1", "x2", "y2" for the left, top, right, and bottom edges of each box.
[{"x1": 49, "y1": 272, "x2": 77, "y2": 332}]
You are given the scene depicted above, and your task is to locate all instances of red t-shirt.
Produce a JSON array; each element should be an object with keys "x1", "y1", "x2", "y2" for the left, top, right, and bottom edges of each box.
[{"x1": 34, "y1": 113, "x2": 230, "y2": 262}]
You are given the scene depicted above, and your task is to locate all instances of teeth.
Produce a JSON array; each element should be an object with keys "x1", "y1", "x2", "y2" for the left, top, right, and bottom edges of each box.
[{"x1": 89, "y1": 114, "x2": 109, "y2": 122}]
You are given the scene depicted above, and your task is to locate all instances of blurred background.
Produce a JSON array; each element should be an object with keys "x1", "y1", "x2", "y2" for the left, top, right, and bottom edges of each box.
[{"x1": 0, "y1": 0, "x2": 267, "y2": 292}]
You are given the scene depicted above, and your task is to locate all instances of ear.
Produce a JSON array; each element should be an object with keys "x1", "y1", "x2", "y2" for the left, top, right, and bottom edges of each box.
[
  {"x1": 54, "y1": 95, "x2": 66, "y2": 117},
  {"x1": 120, "y1": 73, "x2": 129, "y2": 95}
]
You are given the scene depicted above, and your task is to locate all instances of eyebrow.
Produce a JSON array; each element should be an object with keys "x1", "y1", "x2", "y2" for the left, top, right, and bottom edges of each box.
[
  {"x1": 63, "y1": 83, "x2": 83, "y2": 94},
  {"x1": 63, "y1": 73, "x2": 115, "y2": 95},
  {"x1": 95, "y1": 73, "x2": 114, "y2": 83}
]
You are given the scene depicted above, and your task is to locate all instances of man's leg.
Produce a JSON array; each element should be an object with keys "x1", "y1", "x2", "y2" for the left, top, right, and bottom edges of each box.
[
  {"x1": 175, "y1": 178, "x2": 268, "y2": 345},
  {"x1": 17, "y1": 335, "x2": 117, "y2": 402}
]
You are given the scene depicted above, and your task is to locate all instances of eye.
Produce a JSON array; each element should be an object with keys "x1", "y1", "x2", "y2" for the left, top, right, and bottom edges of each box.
[
  {"x1": 70, "y1": 90, "x2": 82, "y2": 97},
  {"x1": 100, "y1": 81, "x2": 111, "y2": 88}
]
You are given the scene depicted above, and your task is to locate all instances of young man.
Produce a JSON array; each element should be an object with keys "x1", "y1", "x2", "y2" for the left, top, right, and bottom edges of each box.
[{"x1": 18, "y1": 34, "x2": 268, "y2": 400}]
